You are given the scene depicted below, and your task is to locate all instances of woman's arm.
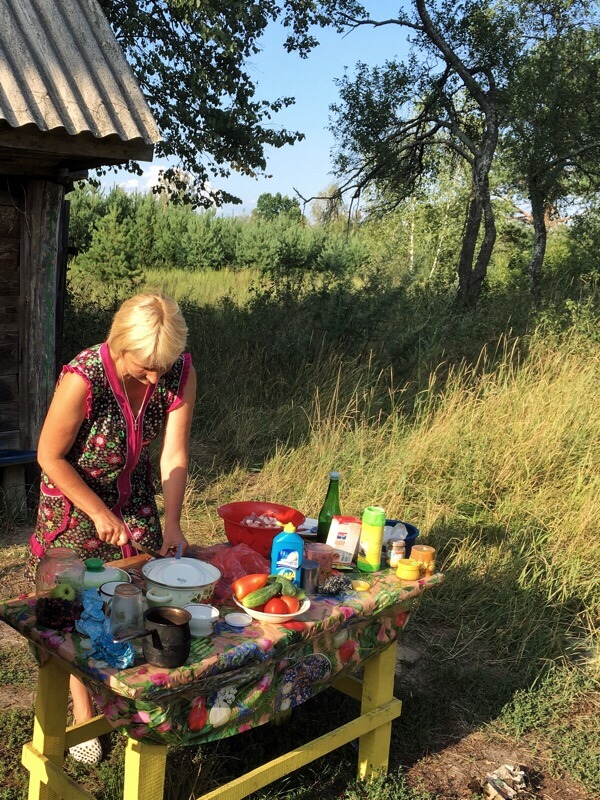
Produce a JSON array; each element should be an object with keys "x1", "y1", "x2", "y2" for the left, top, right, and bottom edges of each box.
[
  {"x1": 159, "y1": 365, "x2": 197, "y2": 555},
  {"x1": 37, "y1": 371, "x2": 129, "y2": 546}
]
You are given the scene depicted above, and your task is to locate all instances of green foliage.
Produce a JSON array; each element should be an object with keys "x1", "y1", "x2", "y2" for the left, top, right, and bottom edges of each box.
[
  {"x1": 342, "y1": 773, "x2": 436, "y2": 800},
  {"x1": 0, "y1": 708, "x2": 33, "y2": 800},
  {"x1": 66, "y1": 185, "x2": 370, "y2": 293},
  {"x1": 501, "y1": 8, "x2": 600, "y2": 207},
  {"x1": 68, "y1": 183, "x2": 108, "y2": 253},
  {"x1": 254, "y1": 192, "x2": 302, "y2": 222},
  {"x1": 0, "y1": 645, "x2": 37, "y2": 685},
  {"x1": 95, "y1": 1, "x2": 320, "y2": 205}
]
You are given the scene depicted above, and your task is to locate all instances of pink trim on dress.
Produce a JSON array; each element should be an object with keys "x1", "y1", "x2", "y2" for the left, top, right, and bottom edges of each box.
[
  {"x1": 167, "y1": 353, "x2": 192, "y2": 412},
  {"x1": 29, "y1": 533, "x2": 46, "y2": 558},
  {"x1": 99, "y1": 343, "x2": 151, "y2": 560},
  {"x1": 60, "y1": 365, "x2": 93, "y2": 418}
]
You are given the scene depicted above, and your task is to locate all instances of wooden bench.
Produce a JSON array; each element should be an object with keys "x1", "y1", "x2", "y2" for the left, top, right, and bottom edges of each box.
[{"x1": 0, "y1": 449, "x2": 38, "y2": 518}]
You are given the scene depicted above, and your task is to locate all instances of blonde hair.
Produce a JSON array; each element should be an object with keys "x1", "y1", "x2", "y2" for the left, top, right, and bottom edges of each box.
[{"x1": 107, "y1": 294, "x2": 188, "y2": 370}]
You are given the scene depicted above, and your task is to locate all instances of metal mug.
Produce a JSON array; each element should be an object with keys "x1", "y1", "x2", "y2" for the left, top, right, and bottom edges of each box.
[{"x1": 142, "y1": 606, "x2": 191, "y2": 668}]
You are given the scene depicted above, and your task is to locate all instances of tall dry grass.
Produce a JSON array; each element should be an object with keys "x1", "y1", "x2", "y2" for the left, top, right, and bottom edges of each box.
[
  {"x1": 141, "y1": 267, "x2": 257, "y2": 306},
  {"x1": 192, "y1": 330, "x2": 599, "y2": 675}
]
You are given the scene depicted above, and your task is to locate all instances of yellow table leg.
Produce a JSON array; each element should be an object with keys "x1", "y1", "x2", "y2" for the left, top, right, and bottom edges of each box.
[
  {"x1": 26, "y1": 658, "x2": 70, "y2": 800},
  {"x1": 123, "y1": 737, "x2": 168, "y2": 800},
  {"x1": 357, "y1": 641, "x2": 399, "y2": 780}
]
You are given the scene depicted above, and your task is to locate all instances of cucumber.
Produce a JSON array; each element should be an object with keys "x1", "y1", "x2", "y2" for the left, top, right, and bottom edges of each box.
[
  {"x1": 273, "y1": 575, "x2": 297, "y2": 597},
  {"x1": 241, "y1": 582, "x2": 281, "y2": 608}
]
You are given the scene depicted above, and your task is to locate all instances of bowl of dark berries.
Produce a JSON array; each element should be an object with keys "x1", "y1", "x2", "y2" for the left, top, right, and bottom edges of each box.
[{"x1": 35, "y1": 580, "x2": 83, "y2": 629}]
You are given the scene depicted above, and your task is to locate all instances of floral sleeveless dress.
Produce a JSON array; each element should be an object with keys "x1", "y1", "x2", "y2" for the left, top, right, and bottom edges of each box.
[{"x1": 26, "y1": 343, "x2": 192, "y2": 579}]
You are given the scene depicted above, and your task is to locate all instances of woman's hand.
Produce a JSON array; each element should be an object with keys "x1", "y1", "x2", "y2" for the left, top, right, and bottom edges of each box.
[
  {"x1": 160, "y1": 525, "x2": 189, "y2": 557},
  {"x1": 90, "y1": 508, "x2": 130, "y2": 547}
]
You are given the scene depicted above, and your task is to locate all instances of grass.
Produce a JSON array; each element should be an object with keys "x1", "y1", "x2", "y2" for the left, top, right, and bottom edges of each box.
[
  {"x1": 496, "y1": 667, "x2": 600, "y2": 794},
  {"x1": 1, "y1": 270, "x2": 598, "y2": 799},
  {"x1": 140, "y1": 267, "x2": 257, "y2": 307}
]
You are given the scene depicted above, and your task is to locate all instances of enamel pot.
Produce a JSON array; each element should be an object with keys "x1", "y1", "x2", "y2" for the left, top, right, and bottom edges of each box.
[{"x1": 142, "y1": 557, "x2": 221, "y2": 608}]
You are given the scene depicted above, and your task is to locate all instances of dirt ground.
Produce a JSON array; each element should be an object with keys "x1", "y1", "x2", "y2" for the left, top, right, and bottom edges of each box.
[
  {"x1": 0, "y1": 527, "x2": 592, "y2": 800},
  {"x1": 405, "y1": 732, "x2": 588, "y2": 800}
]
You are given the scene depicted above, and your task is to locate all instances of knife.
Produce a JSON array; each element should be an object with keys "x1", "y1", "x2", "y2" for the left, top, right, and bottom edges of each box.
[{"x1": 129, "y1": 539, "x2": 164, "y2": 560}]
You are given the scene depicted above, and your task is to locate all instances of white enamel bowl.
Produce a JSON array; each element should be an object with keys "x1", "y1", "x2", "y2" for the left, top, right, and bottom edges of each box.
[
  {"x1": 232, "y1": 596, "x2": 311, "y2": 624},
  {"x1": 99, "y1": 580, "x2": 131, "y2": 605},
  {"x1": 183, "y1": 604, "x2": 220, "y2": 637}
]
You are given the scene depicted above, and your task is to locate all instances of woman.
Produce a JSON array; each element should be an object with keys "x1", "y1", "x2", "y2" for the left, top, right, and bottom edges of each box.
[{"x1": 27, "y1": 293, "x2": 197, "y2": 764}]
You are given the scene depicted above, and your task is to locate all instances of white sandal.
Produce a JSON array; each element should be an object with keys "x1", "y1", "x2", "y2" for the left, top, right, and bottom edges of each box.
[{"x1": 68, "y1": 737, "x2": 103, "y2": 765}]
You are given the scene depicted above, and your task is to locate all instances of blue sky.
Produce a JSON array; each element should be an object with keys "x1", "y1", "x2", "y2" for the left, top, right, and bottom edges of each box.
[{"x1": 106, "y1": 3, "x2": 410, "y2": 214}]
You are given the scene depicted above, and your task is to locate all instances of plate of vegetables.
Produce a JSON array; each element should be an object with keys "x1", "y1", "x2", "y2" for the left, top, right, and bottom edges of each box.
[{"x1": 231, "y1": 572, "x2": 311, "y2": 624}]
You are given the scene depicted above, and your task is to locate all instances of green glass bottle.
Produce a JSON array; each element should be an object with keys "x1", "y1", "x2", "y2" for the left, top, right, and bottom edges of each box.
[{"x1": 316, "y1": 471, "x2": 341, "y2": 543}]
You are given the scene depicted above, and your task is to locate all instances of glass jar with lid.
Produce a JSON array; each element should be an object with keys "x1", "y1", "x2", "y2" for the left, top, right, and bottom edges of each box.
[
  {"x1": 386, "y1": 538, "x2": 406, "y2": 568},
  {"x1": 35, "y1": 547, "x2": 85, "y2": 628}
]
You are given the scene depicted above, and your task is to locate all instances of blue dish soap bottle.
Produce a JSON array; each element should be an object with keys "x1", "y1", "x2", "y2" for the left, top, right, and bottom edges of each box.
[{"x1": 270, "y1": 523, "x2": 304, "y2": 586}]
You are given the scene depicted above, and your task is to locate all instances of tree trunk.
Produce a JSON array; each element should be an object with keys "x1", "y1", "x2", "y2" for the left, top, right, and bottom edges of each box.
[
  {"x1": 528, "y1": 184, "x2": 547, "y2": 307},
  {"x1": 456, "y1": 182, "x2": 483, "y2": 305},
  {"x1": 471, "y1": 179, "x2": 496, "y2": 298},
  {"x1": 456, "y1": 111, "x2": 498, "y2": 307}
]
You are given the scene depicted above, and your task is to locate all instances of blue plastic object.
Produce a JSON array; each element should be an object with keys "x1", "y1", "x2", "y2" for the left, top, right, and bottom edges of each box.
[{"x1": 386, "y1": 520, "x2": 420, "y2": 557}]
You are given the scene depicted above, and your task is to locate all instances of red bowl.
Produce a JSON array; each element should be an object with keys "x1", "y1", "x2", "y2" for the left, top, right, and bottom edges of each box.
[{"x1": 217, "y1": 501, "x2": 306, "y2": 558}]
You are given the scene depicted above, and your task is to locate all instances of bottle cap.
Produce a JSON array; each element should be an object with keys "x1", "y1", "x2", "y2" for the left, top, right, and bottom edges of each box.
[
  {"x1": 84, "y1": 558, "x2": 104, "y2": 572},
  {"x1": 329, "y1": 471, "x2": 340, "y2": 480},
  {"x1": 362, "y1": 506, "x2": 386, "y2": 526},
  {"x1": 283, "y1": 522, "x2": 296, "y2": 533}
]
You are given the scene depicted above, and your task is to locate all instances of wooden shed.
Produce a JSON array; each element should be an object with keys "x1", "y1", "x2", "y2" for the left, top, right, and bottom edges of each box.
[{"x1": 0, "y1": 0, "x2": 161, "y2": 514}]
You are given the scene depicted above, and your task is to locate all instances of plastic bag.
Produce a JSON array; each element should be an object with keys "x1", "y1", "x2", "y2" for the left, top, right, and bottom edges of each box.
[{"x1": 190, "y1": 543, "x2": 270, "y2": 604}]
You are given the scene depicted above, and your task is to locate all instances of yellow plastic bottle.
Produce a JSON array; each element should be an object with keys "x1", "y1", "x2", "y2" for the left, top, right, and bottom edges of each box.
[{"x1": 357, "y1": 506, "x2": 386, "y2": 572}]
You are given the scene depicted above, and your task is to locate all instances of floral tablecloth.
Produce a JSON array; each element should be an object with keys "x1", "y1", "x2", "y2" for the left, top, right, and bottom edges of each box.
[{"x1": 0, "y1": 569, "x2": 443, "y2": 746}]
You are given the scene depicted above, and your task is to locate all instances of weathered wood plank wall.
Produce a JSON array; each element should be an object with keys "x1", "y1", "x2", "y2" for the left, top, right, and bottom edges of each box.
[
  {"x1": 19, "y1": 180, "x2": 67, "y2": 451},
  {"x1": 0, "y1": 189, "x2": 21, "y2": 449}
]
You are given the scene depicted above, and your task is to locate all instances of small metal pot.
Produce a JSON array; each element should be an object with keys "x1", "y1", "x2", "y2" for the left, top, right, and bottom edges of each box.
[{"x1": 142, "y1": 606, "x2": 191, "y2": 668}]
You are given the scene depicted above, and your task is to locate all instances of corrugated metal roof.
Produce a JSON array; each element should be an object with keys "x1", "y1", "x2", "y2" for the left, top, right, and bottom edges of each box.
[{"x1": 0, "y1": 0, "x2": 161, "y2": 146}]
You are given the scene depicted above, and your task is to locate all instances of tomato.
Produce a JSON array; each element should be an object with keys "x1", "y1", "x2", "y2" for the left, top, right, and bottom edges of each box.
[
  {"x1": 231, "y1": 573, "x2": 269, "y2": 601},
  {"x1": 263, "y1": 597, "x2": 289, "y2": 615},
  {"x1": 279, "y1": 595, "x2": 300, "y2": 614}
]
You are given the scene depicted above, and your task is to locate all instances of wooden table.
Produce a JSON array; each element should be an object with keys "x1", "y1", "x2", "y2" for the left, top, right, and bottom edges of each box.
[{"x1": 0, "y1": 555, "x2": 443, "y2": 800}]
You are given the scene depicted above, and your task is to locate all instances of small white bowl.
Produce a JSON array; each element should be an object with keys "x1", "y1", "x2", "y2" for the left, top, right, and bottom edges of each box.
[
  {"x1": 183, "y1": 604, "x2": 220, "y2": 637},
  {"x1": 99, "y1": 580, "x2": 131, "y2": 605}
]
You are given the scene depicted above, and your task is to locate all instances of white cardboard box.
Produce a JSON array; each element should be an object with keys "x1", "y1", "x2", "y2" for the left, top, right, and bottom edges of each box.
[{"x1": 326, "y1": 516, "x2": 362, "y2": 565}]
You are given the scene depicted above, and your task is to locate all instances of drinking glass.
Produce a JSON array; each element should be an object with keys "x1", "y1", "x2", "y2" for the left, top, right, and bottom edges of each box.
[{"x1": 109, "y1": 583, "x2": 144, "y2": 639}]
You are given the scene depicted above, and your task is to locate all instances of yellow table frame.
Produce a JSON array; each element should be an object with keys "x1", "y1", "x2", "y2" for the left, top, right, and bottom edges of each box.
[{"x1": 22, "y1": 641, "x2": 402, "y2": 800}]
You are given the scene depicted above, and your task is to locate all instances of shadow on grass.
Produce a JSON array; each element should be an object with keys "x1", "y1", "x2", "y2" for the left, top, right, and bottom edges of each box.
[{"x1": 61, "y1": 280, "x2": 543, "y2": 480}]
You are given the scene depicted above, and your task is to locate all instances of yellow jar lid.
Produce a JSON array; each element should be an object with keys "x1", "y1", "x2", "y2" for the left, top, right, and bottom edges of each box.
[{"x1": 395, "y1": 559, "x2": 421, "y2": 581}]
